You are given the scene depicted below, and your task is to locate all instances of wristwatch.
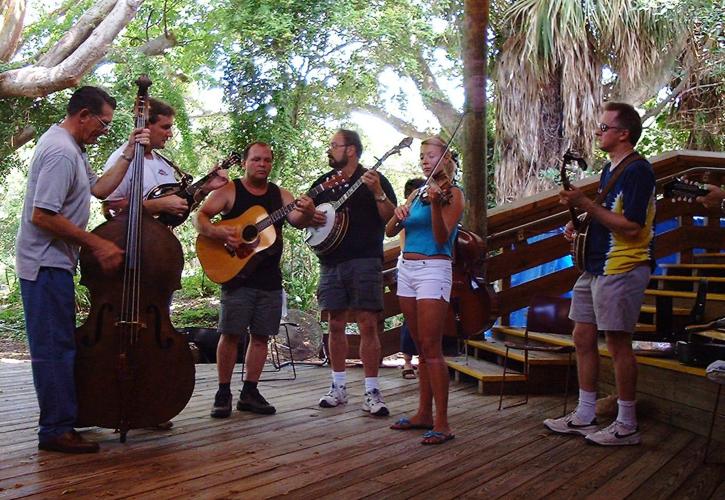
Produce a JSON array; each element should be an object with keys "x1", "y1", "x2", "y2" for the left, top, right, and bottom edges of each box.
[
  {"x1": 375, "y1": 192, "x2": 387, "y2": 202},
  {"x1": 120, "y1": 151, "x2": 133, "y2": 162}
]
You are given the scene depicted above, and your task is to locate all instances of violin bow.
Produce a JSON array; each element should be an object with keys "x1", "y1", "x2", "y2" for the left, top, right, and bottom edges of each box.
[{"x1": 417, "y1": 112, "x2": 467, "y2": 196}]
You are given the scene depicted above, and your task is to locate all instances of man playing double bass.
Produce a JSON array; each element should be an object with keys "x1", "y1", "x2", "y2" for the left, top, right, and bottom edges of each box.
[
  {"x1": 194, "y1": 142, "x2": 314, "y2": 418},
  {"x1": 102, "y1": 98, "x2": 228, "y2": 221},
  {"x1": 16, "y1": 86, "x2": 150, "y2": 453}
]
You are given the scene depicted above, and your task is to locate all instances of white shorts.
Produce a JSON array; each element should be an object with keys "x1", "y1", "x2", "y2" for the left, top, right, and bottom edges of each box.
[{"x1": 396, "y1": 257, "x2": 453, "y2": 302}]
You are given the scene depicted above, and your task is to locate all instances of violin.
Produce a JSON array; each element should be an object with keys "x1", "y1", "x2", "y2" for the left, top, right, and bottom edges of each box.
[{"x1": 419, "y1": 169, "x2": 454, "y2": 205}]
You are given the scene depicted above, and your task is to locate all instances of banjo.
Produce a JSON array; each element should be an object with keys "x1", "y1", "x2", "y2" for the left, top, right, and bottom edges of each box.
[{"x1": 305, "y1": 136, "x2": 413, "y2": 255}]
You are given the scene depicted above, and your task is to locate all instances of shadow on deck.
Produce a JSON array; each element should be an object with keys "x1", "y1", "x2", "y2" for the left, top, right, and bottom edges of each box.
[{"x1": 1, "y1": 361, "x2": 723, "y2": 499}]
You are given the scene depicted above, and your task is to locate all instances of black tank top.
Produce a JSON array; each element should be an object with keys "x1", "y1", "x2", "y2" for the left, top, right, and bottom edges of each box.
[{"x1": 221, "y1": 179, "x2": 284, "y2": 291}]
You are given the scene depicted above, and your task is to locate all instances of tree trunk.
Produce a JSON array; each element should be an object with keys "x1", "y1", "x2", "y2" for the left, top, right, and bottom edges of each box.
[
  {"x1": 0, "y1": 0, "x2": 26, "y2": 63},
  {"x1": 462, "y1": 0, "x2": 488, "y2": 239}
]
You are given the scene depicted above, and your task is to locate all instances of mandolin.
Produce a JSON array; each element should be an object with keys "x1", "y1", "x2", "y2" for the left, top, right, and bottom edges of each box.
[
  {"x1": 663, "y1": 178, "x2": 709, "y2": 202},
  {"x1": 197, "y1": 172, "x2": 346, "y2": 284},
  {"x1": 146, "y1": 152, "x2": 241, "y2": 227}
]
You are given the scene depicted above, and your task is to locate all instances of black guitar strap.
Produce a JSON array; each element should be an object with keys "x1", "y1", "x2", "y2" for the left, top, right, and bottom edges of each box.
[{"x1": 155, "y1": 152, "x2": 193, "y2": 185}]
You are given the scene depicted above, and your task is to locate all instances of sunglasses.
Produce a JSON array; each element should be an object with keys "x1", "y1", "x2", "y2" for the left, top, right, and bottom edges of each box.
[{"x1": 598, "y1": 123, "x2": 624, "y2": 133}]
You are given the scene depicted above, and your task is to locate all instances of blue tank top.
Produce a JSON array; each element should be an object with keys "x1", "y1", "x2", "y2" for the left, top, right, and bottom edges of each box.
[{"x1": 402, "y1": 191, "x2": 461, "y2": 257}]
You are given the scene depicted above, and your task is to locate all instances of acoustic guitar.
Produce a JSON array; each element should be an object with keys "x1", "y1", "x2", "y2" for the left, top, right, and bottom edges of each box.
[
  {"x1": 146, "y1": 152, "x2": 241, "y2": 227},
  {"x1": 196, "y1": 173, "x2": 346, "y2": 284}
]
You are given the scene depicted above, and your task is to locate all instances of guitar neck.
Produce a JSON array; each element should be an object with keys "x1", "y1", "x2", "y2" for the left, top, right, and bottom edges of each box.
[
  {"x1": 181, "y1": 168, "x2": 219, "y2": 198},
  {"x1": 332, "y1": 163, "x2": 383, "y2": 210},
  {"x1": 256, "y1": 183, "x2": 327, "y2": 231}
]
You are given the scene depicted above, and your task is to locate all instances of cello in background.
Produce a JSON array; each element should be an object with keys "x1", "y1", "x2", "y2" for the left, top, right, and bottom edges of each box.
[
  {"x1": 445, "y1": 228, "x2": 499, "y2": 338},
  {"x1": 74, "y1": 76, "x2": 195, "y2": 442}
]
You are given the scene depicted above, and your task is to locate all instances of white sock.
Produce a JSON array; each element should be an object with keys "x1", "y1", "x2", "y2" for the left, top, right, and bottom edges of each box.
[
  {"x1": 332, "y1": 371, "x2": 346, "y2": 388},
  {"x1": 575, "y1": 389, "x2": 597, "y2": 423},
  {"x1": 364, "y1": 377, "x2": 379, "y2": 393},
  {"x1": 617, "y1": 399, "x2": 637, "y2": 428}
]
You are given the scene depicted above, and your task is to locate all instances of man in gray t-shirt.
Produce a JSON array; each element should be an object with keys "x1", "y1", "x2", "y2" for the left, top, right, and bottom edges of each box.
[{"x1": 16, "y1": 86, "x2": 149, "y2": 454}]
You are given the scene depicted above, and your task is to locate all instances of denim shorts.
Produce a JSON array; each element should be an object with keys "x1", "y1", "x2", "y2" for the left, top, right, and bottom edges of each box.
[
  {"x1": 569, "y1": 265, "x2": 651, "y2": 333},
  {"x1": 396, "y1": 257, "x2": 453, "y2": 302},
  {"x1": 219, "y1": 287, "x2": 283, "y2": 337},
  {"x1": 317, "y1": 257, "x2": 383, "y2": 311}
]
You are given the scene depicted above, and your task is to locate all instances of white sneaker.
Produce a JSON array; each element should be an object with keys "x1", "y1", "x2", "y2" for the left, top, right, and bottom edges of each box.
[
  {"x1": 543, "y1": 410, "x2": 599, "y2": 436},
  {"x1": 362, "y1": 389, "x2": 389, "y2": 416},
  {"x1": 585, "y1": 421, "x2": 641, "y2": 446},
  {"x1": 319, "y1": 383, "x2": 348, "y2": 408}
]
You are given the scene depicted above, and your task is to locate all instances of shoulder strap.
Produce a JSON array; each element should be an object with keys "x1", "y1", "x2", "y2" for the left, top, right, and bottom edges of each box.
[
  {"x1": 593, "y1": 152, "x2": 644, "y2": 205},
  {"x1": 155, "y1": 152, "x2": 192, "y2": 184}
]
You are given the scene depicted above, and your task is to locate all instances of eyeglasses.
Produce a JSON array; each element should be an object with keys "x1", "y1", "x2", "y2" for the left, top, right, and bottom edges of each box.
[
  {"x1": 328, "y1": 142, "x2": 350, "y2": 150},
  {"x1": 93, "y1": 115, "x2": 112, "y2": 131},
  {"x1": 598, "y1": 123, "x2": 624, "y2": 133}
]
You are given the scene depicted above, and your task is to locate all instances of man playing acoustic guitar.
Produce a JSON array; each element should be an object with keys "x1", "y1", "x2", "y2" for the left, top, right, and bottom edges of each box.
[
  {"x1": 194, "y1": 142, "x2": 314, "y2": 418},
  {"x1": 544, "y1": 102, "x2": 656, "y2": 446},
  {"x1": 102, "y1": 98, "x2": 228, "y2": 221}
]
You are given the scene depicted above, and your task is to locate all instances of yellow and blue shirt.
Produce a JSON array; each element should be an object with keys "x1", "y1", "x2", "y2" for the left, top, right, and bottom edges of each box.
[{"x1": 585, "y1": 157, "x2": 656, "y2": 276}]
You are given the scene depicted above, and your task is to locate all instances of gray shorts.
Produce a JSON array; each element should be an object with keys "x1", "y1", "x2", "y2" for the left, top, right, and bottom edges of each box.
[
  {"x1": 219, "y1": 287, "x2": 283, "y2": 337},
  {"x1": 569, "y1": 265, "x2": 651, "y2": 333},
  {"x1": 317, "y1": 257, "x2": 383, "y2": 312}
]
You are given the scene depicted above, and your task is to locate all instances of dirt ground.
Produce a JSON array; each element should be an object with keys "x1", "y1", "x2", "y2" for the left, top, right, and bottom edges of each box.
[{"x1": 0, "y1": 336, "x2": 29, "y2": 360}]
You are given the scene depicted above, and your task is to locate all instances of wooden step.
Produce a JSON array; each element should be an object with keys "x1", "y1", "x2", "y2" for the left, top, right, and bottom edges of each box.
[
  {"x1": 639, "y1": 304, "x2": 690, "y2": 316},
  {"x1": 493, "y1": 328, "x2": 706, "y2": 376},
  {"x1": 660, "y1": 263, "x2": 725, "y2": 270},
  {"x1": 644, "y1": 289, "x2": 725, "y2": 302},
  {"x1": 650, "y1": 275, "x2": 725, "y2": 284},
  {"x1": 693, "y1": 252, "x2": 725, "y2": 261},
  {"x1": 466, "y1": 338, "x2": 573, "y2": 366},
  {"x1": 446, "y1": 355, "x2": 524, "y2": 394}
]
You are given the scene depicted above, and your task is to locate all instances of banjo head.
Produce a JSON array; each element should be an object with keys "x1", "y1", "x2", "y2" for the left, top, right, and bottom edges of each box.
[{"x1": 305, "y1": 203, "x2": 337, "y2": 246}]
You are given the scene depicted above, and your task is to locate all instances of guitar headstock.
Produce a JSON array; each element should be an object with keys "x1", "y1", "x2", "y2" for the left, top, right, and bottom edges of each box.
[
  {"x1": 663, "y1": 178, "x2": 709, "y2": 202},
  {"x1": 377, "y1": 137, "x2": 414, "y2": 163},
  {"x1": 322, "y1": 171, "x2": 348, "y2": 192},
  {"x1": 218, "y1": 152, "x2": 242, "y2": 170},
  {"x1": 560, "y1": 150, "x2": 588, "y2": 190}
]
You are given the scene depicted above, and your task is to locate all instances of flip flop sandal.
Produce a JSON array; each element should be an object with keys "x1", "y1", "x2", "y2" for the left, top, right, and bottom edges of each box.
[
  {"x1": 401, "y1": 368, "x2": 417, "y2": 379},
  {"x1": 390, "y1": 417, "x2": 434, "y2": 431},
  {"x1": 421, "y1": 430, "x2": 455, "y2": 445}
]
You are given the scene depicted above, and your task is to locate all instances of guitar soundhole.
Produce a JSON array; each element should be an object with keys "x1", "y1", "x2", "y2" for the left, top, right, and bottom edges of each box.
[{"x1": 242, "y1": 225, "x2": 258, "y2": 243}]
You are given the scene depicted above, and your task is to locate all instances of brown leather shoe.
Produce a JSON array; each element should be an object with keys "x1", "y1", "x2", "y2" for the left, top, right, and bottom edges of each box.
[{"x1": 38, "y1": 431, "x2": 99, "y2": 454}]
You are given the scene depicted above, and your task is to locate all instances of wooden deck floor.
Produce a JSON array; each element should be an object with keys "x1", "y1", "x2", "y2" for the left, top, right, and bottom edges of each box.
[{"x1": 1, "y1": 360, "x2": 724, "y2": 499}]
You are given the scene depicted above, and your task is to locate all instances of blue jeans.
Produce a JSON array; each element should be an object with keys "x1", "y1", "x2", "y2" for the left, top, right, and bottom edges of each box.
[{"x1": 20, "y1": 267, "x2": 77, "y2": 441}]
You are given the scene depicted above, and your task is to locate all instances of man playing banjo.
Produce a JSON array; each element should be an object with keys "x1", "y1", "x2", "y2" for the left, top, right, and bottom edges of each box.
[
  {"x1": 102, "y1": 98, "x2": 228, "y2": 221},
  {"x1": 544, "y1": 102, "x2": 656, "y2": 446},
  {"x1": 308, "y1": 129, "x2": 397, "y2": 416}
]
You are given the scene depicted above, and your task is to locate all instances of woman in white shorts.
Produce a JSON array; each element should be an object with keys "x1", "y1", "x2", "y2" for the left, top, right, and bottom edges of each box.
[{"x1": 385, "y1": 137, "x2": 465, "y2": 445}]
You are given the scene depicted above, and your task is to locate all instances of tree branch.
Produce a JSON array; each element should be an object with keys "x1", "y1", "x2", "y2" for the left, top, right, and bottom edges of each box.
[
  {"x1": 353, "y1": 104, "x2": 430, "y2": 139},
  {"x1": 0, "y1": 0, "x2": 145, "y2": 98},
  {"x1": 409, "y1": 50, "x2": 460, "y2": 134},
  {"x1": 36, "y1": 0, "x2": 118, "y2": 68}
]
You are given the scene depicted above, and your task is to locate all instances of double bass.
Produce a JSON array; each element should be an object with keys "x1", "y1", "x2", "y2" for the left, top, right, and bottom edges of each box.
[
  {"x1": 445, "y1": 228, "x2": 499, "y2": 338},
  {"x1": 74, "y1": 76, "x2": 195, "y2": 442}
]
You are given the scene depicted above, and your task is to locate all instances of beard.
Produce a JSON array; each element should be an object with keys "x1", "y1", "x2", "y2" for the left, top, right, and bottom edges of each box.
[{"x1": 328, "y1": 155, "x2": 348, "y2": 170}]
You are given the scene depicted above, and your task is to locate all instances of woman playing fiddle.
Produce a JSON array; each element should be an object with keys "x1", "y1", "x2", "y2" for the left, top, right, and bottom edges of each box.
[{"x1": 385, "y1": 136, "x2": 465, "y2": 445}]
